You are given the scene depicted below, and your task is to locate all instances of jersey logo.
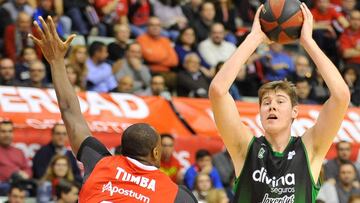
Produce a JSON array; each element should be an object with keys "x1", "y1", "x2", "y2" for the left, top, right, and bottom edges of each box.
[
  {"x1": 287, "y1": 151, "x2": 296, "y2": 160},
  {"x1": 258, "y1": 147, "x2": 265, "y2": 159}
]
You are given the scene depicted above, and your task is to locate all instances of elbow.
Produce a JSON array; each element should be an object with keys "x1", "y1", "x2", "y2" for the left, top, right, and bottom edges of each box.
[
  {"x1": 332, "y1": 87, "x2": 351, "y2": 106},
  {"x1": 209, "y1": 81, "x2": 226, "y2": 99}
]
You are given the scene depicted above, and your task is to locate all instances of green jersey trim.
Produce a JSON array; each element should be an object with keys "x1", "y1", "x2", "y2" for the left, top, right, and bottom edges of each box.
[
  {"x1": 301, "y1": 140, "x2": 321, "y2": 202},
  {"x1": 233, "y1": 136, "x2": 256, "y2": 193},
  {"x1": 263, "y1": 136, "x2": 295, "y2": 157}
]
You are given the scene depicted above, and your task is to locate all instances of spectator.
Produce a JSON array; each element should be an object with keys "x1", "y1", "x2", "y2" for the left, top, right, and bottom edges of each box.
[
  {"x1": 192, "y1": 2, "x2": 216, "y2": 42},
  {"x1": 127, "y1": 0, "x2": 153, "y2": 37},
  {"x1": 137, "y1": 74, "x2": 172, "y2": 99},
  {"x1": 33, "y1": 0, "x2": 72, "y2": 37},
  {"x1": 67, "y1": 45, "x2": 88, "y2": 88},
  {"x1": 214, "y1": 61, "x2": 242, "y2": 100},
  {"x1": 112, "y1": 75, "x2": 134, "y2": 93},
  {"x1": 0, "y1": 120, "x2": 32, "y2": 185},
  {"x1": 37, "y1": 155, "x2": 75, "y2": 203},
  {"x1": 212, "y1": 149, "x2": 235, "y2": 189},
  {"x1": 160, "y1": 134, "x2": 181, "y2": 183},
  {"x1": 137, "y1": 16, "x2": 178, "y2": 89},
  {"x1": 198, "y1": 23, "x2": 236, "y2": 68},
  {"x1": 177, "y1": 53, "x2": 210, "y2": 98},
  {"x1": 86, "y1": 41, "x2": 117, "y2": 92},
  {"x1": 4, "y1": 12, "x2": 41, "y2": 61},
  {"x1": 262, "y1": 43, "x2": 295, "y2": 81},
  {"x1": 55, "y1": 180, "x2": 79, "y2": 203},
  {"x1": 184, "y1": 149, "x2": 223, "y2": 190},
  {"x1": 15, "y1": 47, "x2": 38, "y2": 81},
  {"x1": 182, "y1": 0, "x2": 203, "y2": 24},
  {"x1": 32, "y1": 123, "x2": 82, "y2": 182},
  {"x1": 192, "y1": 173, "x2": 213, "y2": 203},
  {"x1": 175, "y1": 27, "x2": 210, "y2": 71},
  {"x1": 342, "y1": 66, "x2": 359, "y2": 99},
  {"x1": 0, "y1": 58, "x2": 22, "y2": 86},
  {"x1": 94, "y1": 0, "x2": 128, "y2": 32},
  {"x1": 295, "y1": 78, "x2": 318, "y2": 104},
  {"x1": 5, "y1": 184, "x2": 26, "y2": 203},
  {"x1": 324, "y1": 141, "x2": 360, "y2": 182},
  {"x1": 153, "y1": 0, "x2": 187, "y2": 40},
  {"x1": 339, "y1": 0, "x2": 357, "y2": 19},
  {"x1": 339, "y1": 10, "x2": 360, "y2": 69},
  {"x1": 114, "y1": 42, "x2": 151, "y2": 92},
  {"x1": 63, "y1": 0, "x2": 95, "y2": 36},
  {"x1": 206, "y1": 188, "x2": 229, "y2": 203},
  {"x1": 1, "y1": 0, "x2": 34, "y2": 22},
  {"x1": 287, "y1": 55, "x2": 313, "y2": 83},
  {"x1": 311, "y1": 0, "x2": 349, "y2": 66},
  {"x1": 66, "y1": 64, "x2": 83, "y2": 92},
  {"x1": 23, "y1": 60, "x2": 51, "y2": 88},
  {"x1": 317, "y1": 161, "x2": 360, "y2": 203},
  {"x1": 310, "y1": 69, "x2": 330, "y2": 103},
  {"x1": 107, "y1": 24, "x2": 131, "y2": 64},
  {"x1": 214, "y1": 0, "x2": 238, "y2": 44}
]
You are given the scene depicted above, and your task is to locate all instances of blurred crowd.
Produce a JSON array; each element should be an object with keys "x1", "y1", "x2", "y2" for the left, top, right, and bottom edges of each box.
[
  {"x1": 0, "y1": 0, "x2": 359, "y2": 105},
  {"x1": 1, "y1": 0, "x2": 360, "y2": 202}
]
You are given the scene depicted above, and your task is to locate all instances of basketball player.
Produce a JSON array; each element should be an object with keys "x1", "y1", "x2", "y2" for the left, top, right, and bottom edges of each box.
[
  {"x1": 29, "y1": 17, "x2": 197, "y2": 203},
  {"x1": 209, "y1": 3, "x2": 350, "y2": 203}
]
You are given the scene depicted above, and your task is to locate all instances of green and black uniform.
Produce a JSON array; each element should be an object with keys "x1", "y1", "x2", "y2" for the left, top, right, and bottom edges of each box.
[{"x1": 233, "y1": 136, "x2": 321, "y2": 203}]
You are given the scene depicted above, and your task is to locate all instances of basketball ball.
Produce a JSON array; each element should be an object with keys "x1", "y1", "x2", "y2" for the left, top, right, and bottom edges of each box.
[{"x1": 260, "y1": 0, "x2": 304, "y2": 44}]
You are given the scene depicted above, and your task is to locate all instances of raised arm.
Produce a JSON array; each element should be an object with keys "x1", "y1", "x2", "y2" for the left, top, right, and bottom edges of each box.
[
  {"x1": 29, "y1": 16, "x2": 91, "y2": 156},
  {"x1": 300, "y1": 4, "x2": 351, "y2": 180},
  {"x1": 208, "y1": 6, "x2": 267, "y2": 176}
]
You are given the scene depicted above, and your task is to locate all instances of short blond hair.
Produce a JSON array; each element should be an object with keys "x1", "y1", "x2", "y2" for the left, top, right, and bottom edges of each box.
[{"x1": 258, "y1": 80, "x2": 298, "y2": 107}]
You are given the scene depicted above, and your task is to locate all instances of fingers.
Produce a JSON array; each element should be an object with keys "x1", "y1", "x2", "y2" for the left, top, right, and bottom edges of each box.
[
  {"x1": 33, "y1": 20, "x2": 46, "y2": 41},
  {"x1": 64, "y1": 34, "x2": 76, "y2": 47},
  {"x1": 39, "y1": 16, "x2": 52, "y2": 39},
  {"x1": 47, "y1": 16, "x2": 58, "y2": 39},
  {"x1": 28, "y1": 34, "x2": 41, "y2": 45},
  {"x1": 254, "y1": 4, "x2": 264, "y2": 22}
]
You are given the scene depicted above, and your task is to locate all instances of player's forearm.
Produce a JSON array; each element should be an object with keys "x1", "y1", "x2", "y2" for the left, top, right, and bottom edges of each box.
[
  {"x1": 209, "y1": 33, "x2": 262, "y2": 97},
  {"x1": 302, "y1": 39, "x2": 350, "y2": 101},
  {"x1": 49, "y1": 59, "x2": 82, "y2": 114}
]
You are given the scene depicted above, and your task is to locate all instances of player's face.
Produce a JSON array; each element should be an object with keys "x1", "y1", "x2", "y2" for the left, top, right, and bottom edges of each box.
[
  {"x1": 8, "y1": 188, "x2": 26, "y2": 203},
  {"x1": 260, "y1": 90, "x2": 297, "y2": 135},
  {"x1": 53, "y1": 158, "x2": 69, "y2": 178}
]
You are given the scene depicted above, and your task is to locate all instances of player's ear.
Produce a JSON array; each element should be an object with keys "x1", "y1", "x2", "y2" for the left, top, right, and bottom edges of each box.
[{"x1": 292, "y1": 105, "x2": 298, "y2": 119}]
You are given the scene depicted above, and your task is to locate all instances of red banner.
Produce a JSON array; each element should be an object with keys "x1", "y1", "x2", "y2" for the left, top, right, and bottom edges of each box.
[{"x1": 2, "y1": 86, "x2": 360, "y2": 167}]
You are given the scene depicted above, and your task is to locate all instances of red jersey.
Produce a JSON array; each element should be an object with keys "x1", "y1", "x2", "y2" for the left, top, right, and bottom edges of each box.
[
  {"x1": 160, "y1": 155, "x2": 181, "y2": 183},
  {"x1": 311, "y1": 7, "x2": 342, "y2": 23},
  {"x1": 339, "y1": 28, "x2": 360, "y2": 64},
  {"x1": 79, "y1": 155, "x2": 178, "y2": 203}
]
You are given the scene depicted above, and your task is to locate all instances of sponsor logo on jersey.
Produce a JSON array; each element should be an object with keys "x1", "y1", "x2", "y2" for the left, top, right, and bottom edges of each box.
[
  {"x1": 102, "y1": 181, "x2": 150, "y2": 203},
  {"x1": 252, "y1": 167, "x2": 295, "y2": 187},
  {"x1": 258, "y1": 147, "x2": 265, "y2": 159},
  {"x1": 261, "y1": 193, "x2": 294, "y2": 203},
  {"x1": 287, "y1": 151, "x2": 296, "y2": 160}
]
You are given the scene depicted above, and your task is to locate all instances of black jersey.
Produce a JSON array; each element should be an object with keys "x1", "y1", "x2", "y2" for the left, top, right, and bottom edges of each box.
[{"x1": 233, "y1": 136, "x2": 320, "y2": 203}]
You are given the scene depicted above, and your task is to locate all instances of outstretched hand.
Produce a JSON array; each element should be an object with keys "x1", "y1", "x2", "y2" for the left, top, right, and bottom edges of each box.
[
  {"x1": 29, "y1": 16, "x2": 76, "y2": 64},
  {"x1": 250, "y1": 5, "x2": 271, "y2": 44},
  {"x1": 299, "y1": 3, "x2": 314, "y2": 45}
]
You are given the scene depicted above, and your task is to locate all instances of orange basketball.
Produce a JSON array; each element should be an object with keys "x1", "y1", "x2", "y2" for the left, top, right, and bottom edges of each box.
[{"x1": 260, "y1": 0, "x2": 304, "y2": 44}]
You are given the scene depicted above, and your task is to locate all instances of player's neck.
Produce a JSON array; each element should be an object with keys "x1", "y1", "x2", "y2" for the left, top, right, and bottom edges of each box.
[{"x1": 264, "y1": 130, "x2": 292, "y2": 153}]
